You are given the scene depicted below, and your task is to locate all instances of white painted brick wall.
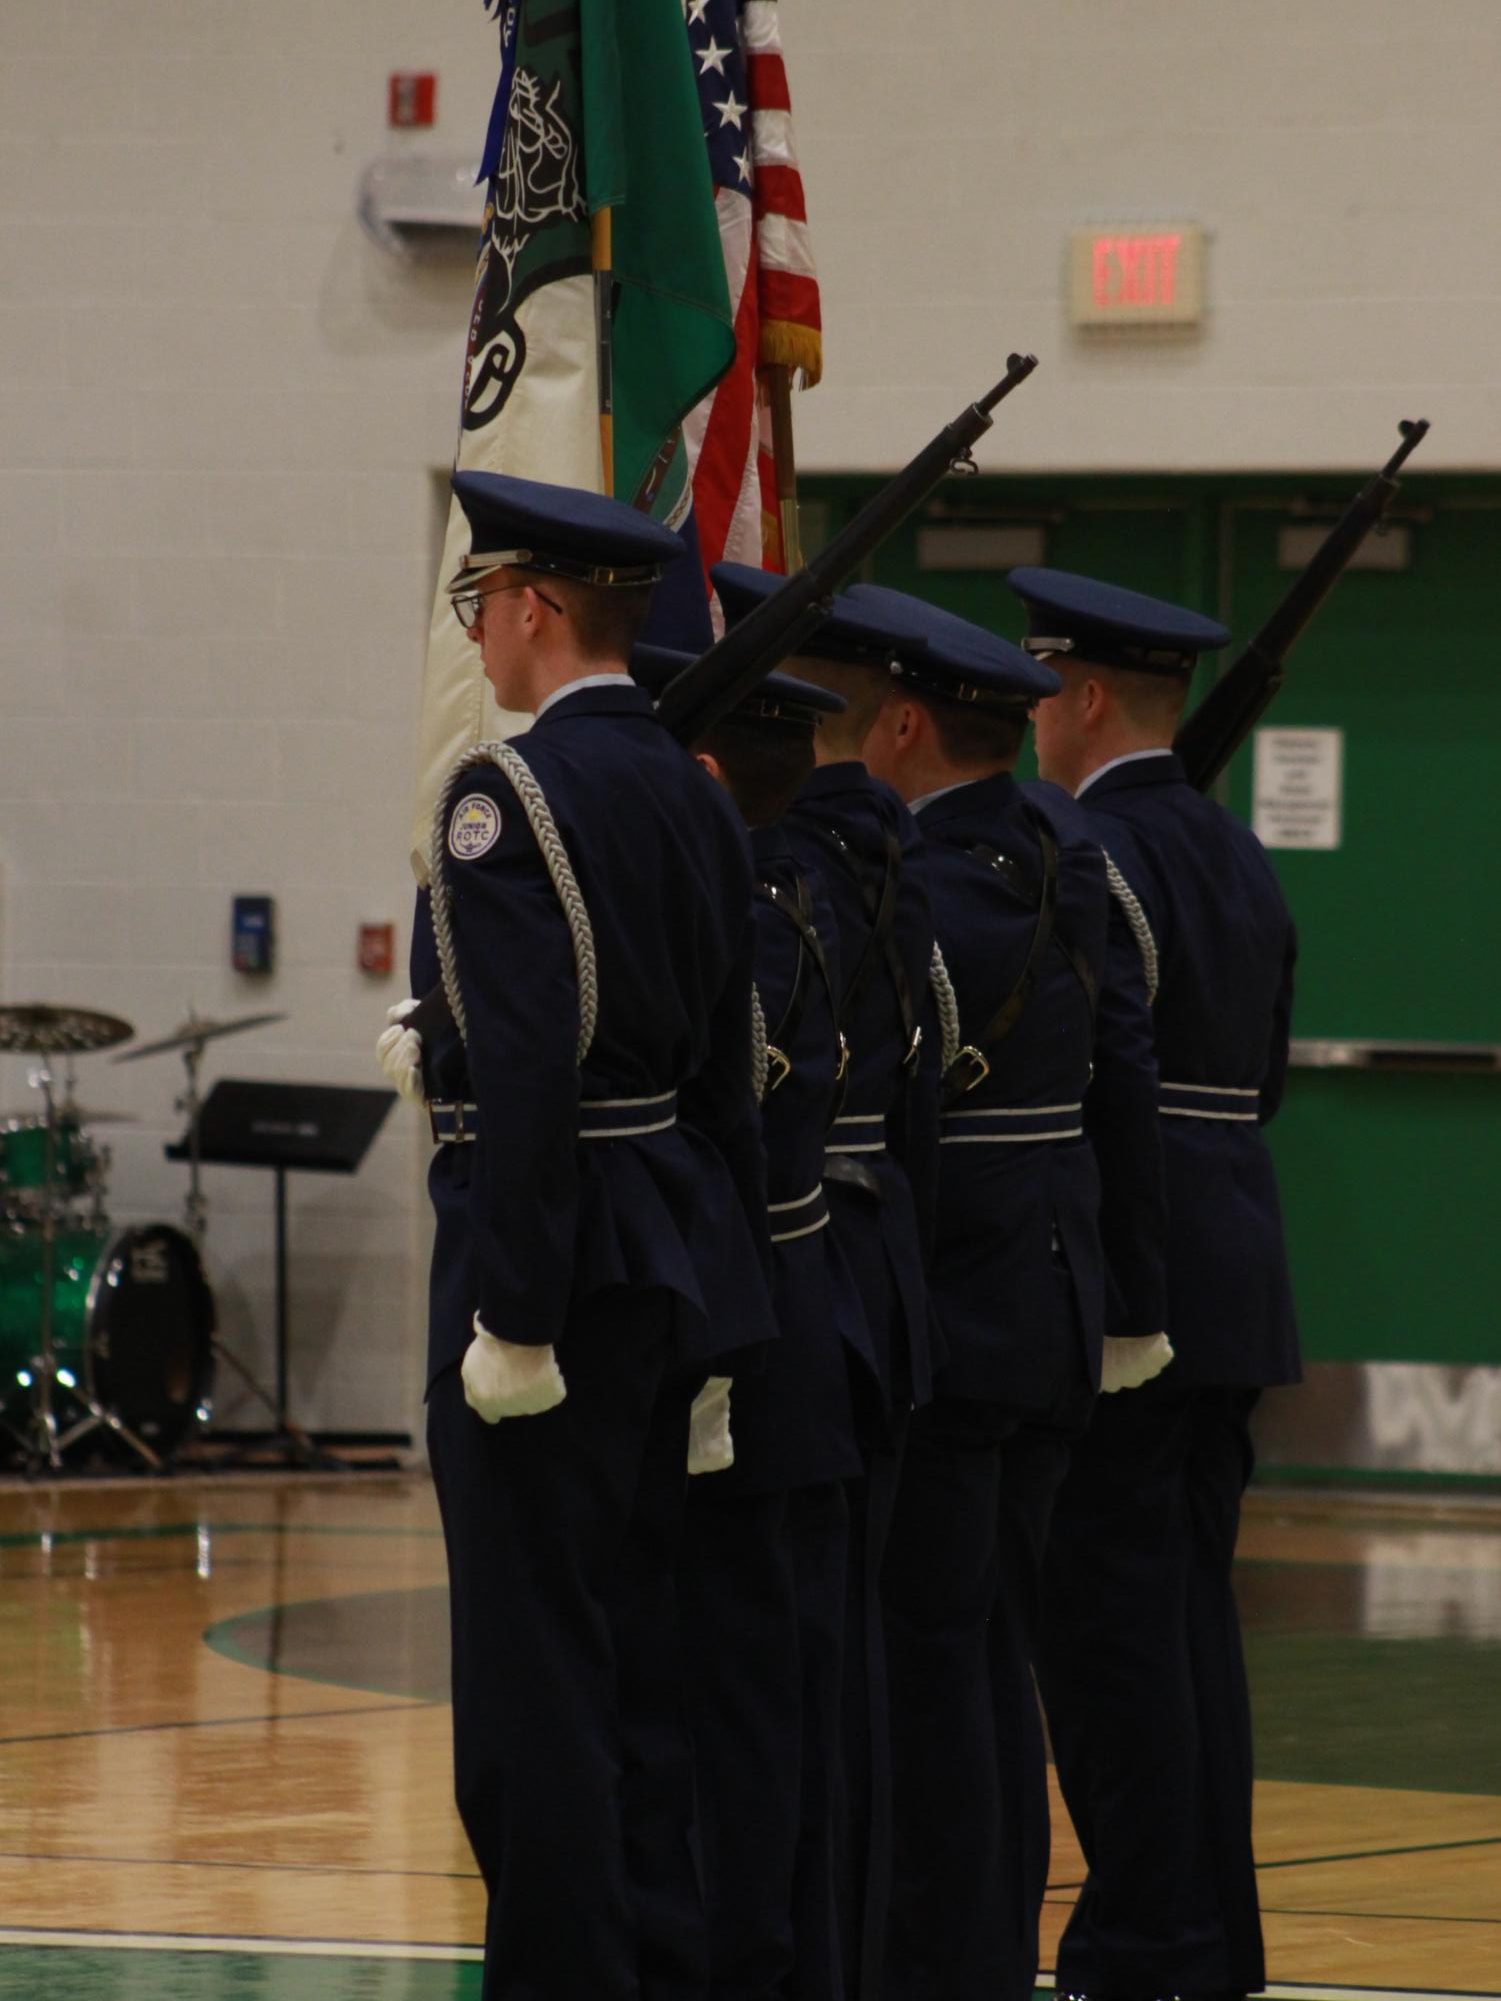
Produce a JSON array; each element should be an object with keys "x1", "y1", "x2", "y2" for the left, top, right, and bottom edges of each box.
[
  {"x1": 0, "y1": 0, "x2": 493, "y2": 1441},
  {"x1": 785, "y1": 0, "x2": 1501, "y2": 472},
  {"x1": 1, "y1": 0, "x2": 1495, "y2": 1444}
]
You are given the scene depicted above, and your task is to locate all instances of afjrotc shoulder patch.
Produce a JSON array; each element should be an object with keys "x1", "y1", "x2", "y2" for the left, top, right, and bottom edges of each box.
[{"x1": 448, "y1": 792, "x2": 502, "y2": 861}]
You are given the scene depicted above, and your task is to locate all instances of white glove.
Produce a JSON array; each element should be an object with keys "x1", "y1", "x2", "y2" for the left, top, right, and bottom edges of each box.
[
  {"x1": 376, "y1": 998, "x2": 425, "y2": 1106},
  {"x1": 1100, "y1": 1332, "x2": 1174, "y2": 1394},
  {"x1": 687, "y1": 1375, "x2": 735, "y2": 1475},
  {"x1": 461, "y1": 1314, "x2": 568, "y2": 1422}
]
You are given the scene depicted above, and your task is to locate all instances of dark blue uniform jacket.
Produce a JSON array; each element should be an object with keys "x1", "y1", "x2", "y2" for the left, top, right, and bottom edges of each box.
[
  {"x1": 1069, "y1": 752, "x2": 1300, "y2": 1389},
  {"x1": 780, "y1": 763, "x2": 939, "y2": 1414},
  {"x1": 1024, "y1": 780, "x2": 1169, "y2": 1351},
  {"x1": 417, "y1": 682, "x2": 776, "y2": 1394},
  {"x1": 712, "y1": 825, "x2": 865, "y2": 1496},
  {"x1": 918, "y1": 774, "x2": 1160, "y2": 1412}
]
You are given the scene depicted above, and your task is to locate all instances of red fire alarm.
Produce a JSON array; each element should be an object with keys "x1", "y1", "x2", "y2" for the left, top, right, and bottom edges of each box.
[
  {"x1": 388, "y1": 73, "x2": 437, "y2": 129},
  {"x1": 359, "y1": 923, "x2": 396, "y2": 977}
]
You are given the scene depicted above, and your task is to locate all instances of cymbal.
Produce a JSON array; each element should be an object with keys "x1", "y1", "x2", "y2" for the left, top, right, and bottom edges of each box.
[
  {"x1": 0, "y1": 1004, "x2": 136, "y2": 1056},
  {"x1": 113, "y1": 1010, "x2": 287, "y2": 1064}
]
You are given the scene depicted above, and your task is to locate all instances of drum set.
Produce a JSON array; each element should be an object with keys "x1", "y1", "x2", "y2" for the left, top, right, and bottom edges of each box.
[{"x1": 0, "y1": 1001, "x2": 284, "y2": 1473}]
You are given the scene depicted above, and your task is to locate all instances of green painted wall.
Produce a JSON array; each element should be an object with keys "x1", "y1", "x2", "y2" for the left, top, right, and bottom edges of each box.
[{"x1": 802, "y1": 470, "x2": 1501, "y2": 1367}]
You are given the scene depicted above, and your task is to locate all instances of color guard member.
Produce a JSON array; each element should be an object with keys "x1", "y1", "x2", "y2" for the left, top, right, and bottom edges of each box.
[
  {"x1": 711, "y1": 564, "x2": 942, "y2": 2001},
  {"x1": 633, "y1": 643, "x2": 865, "y2": 2001},
  {"x1": 409, "y1": 472, "x2": 777, "y2": 2001},
  {"x1": 849, "y1": 590, "x2": 1165, "y2": 2001},
  {"x1": 1012, "y1": 566, "x2": 1301, "y2": 2001}
]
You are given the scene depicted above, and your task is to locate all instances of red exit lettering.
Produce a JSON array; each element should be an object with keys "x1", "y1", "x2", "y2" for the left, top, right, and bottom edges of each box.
[{"x1": 1091, "y1": 233, "x2": 1182, "y2": 311}]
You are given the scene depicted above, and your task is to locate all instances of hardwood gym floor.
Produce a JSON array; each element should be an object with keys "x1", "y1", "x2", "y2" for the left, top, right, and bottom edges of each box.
[{"x1": 1, "y1": 1475, "x2": 1497, "y2": 1999}]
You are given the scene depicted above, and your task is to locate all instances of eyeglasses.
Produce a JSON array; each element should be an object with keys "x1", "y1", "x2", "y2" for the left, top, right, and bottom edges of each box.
[{"x1": 449, "y1": 579, "x2": 564, "y2": 629}]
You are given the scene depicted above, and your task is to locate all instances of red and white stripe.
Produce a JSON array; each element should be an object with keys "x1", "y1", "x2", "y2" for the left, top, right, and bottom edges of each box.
[{"x1": 686, "y1": 0, "x2": 823, "y2": 586}]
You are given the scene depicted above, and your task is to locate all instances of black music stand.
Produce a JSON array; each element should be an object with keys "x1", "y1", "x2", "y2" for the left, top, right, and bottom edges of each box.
[{"x1": 169, "y1": 1079, "x2": 396, "y2": 1469}]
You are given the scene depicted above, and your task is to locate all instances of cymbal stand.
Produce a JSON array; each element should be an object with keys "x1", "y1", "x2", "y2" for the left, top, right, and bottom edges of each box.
[
  {"x1": 5, "y1": 1066, "x2": 163, "y2": 1474},
  {"x1": 173, "y1": 1032, "x2": 334, "y2": 1467}
]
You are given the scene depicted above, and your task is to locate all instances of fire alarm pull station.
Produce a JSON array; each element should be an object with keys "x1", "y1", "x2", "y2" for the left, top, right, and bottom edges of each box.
[
  {"x1": 232, "y1": 896, "x2": 276, "y2": 975},
  {"x1": 358, "y1": 923, "x2": 396, "y2": 977}
]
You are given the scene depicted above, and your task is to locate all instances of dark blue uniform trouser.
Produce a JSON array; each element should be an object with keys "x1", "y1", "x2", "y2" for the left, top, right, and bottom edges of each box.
[
  {"x1": 680, "y1": 1485, "x2": 801, "y2": 2001},
  {"x1": 1037, "y1": 1380, "x2": 1265, "y2": 1999},
  {"x1": 839, "y1": 1408, "x2": 908, "y2": 2001},
  {"x1": 428, "y1": 1291, "x2": 706, "y2": 2001},
  {"x1": 988, "y1": 1416, "x2": 1087, "y2": 2001},
  {"x1": 786, "y1": 1480, "x2": 852, "y2": 2001},
  {"x1": 881, "y1": 1393, "x2": 1088, "y2": 2001},
  {"x1": 679, "y1": 1479, "x2": 852, "y2": 2001}
]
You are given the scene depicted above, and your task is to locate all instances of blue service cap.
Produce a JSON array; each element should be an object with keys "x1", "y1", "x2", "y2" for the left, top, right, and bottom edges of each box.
[
  {"x1": 631, "y1": 644, "x2": 846, "y2": 727},
  {"x1": 842, "y1": 584, "x2": 1061, "y2": 706},
  {"x1": 449, "y1": 471, "x2": 683, "y2": 590},
  {"x1": 711, "y1": 562, "x2": 919, "y2": 664},
  {"x1": 1006, "y1": 566, "x2": 1230, "y2": 678}
]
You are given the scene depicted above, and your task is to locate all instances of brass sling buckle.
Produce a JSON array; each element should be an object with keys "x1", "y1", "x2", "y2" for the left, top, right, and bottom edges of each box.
[
  {"x1": 943, "y1": 1044, "x2": 991, "y2": 1099},
  {"x1": 902, "y1": 1024, "x2": 924, "y2": 1076},
  {"x1": 833, "y1": 1033, "x2": 850, "y2": 1086},
  {"x1": 765, "y1": 1044, "x2": 793, "y2": 1093}
]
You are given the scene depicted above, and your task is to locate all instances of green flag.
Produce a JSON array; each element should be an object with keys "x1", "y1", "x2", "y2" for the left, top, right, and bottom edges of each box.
[
  {"x1": 409, "y1": 0, "x2": 735, "y2": 870},
  {"x1": 581, "y1": 0, "x2": 736, "y2": 508}
]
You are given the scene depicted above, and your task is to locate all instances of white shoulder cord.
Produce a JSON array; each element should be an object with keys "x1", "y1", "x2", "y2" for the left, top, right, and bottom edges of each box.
[
  {"x1": 1101, "y1": 849, "x2": 1159, "y2": 1007},
  {"x1": 928, "y1": 943, "x2": 962, "y2": 1073},
  {"x1": 750, "y1": 983, "x2": 770, "y2": 1105},
  {"x1": 429, "y1": 741, "x2": 600, "y2": 1063}
]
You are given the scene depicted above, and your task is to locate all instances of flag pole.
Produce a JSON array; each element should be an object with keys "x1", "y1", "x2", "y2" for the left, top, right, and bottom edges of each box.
[
  {"x1": 592, "y1": 208, "x2": 614, "y2": 496},
  {"x1": 765, "y1": 362, "x2": 802, "y2": 570}
]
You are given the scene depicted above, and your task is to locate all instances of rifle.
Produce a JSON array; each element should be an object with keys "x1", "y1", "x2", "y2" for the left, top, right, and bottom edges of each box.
[
  {"x1": 1173, "y1": 418, "x2": 1430, "y2": 792},
  {"x1": 655, "y1": 352, "x2": 1039, "y2": 743}
]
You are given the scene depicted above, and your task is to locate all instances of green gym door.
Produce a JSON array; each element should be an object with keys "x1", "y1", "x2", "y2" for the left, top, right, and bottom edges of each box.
[{"x1": 805, "y1": 473, "x2": 1501, "y2": 1372}]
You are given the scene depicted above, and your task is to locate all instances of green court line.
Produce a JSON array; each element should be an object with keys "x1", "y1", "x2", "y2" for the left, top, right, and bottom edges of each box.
[
  {"x1": 1260, "y1": 1906, "x2": 1501, "y2": 1927},
  {"x1": 1046, "y1": 1827, "x2": 1501, "y2": 1900},
  {"x1": 0, "y1": 1847, "x2": 477, "y2": 1883},
  {"x1": 4, "y1": 1556, "x2": 304, "y2": 1587},
  {"x1": 0, "y1": 1520, "x2": 443, "y2": 1552},
  {"x1": 1258, "y1": 1831, "x2": 1501, "y2": 1872},
  {"x1": 0, "y1": 1698, "x2": 441, "y2": 1750}
]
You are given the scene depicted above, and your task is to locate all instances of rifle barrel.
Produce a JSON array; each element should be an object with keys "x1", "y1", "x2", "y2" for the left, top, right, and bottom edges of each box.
[
  {"x1": 1174, "y1": 417, "x2": 1430, "y2": 791},
  {"x1": 1380, "y1": 417, "x2": 1430, "y2": 482},
  {"x1": 655, "y1": 353, "x2": 1040, "y2": 743}
]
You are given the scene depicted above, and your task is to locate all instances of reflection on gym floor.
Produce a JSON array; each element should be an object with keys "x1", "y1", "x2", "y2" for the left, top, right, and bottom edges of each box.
[{"x1": 2, "y1": 1475, "x2": 1499, "y2": 1999}]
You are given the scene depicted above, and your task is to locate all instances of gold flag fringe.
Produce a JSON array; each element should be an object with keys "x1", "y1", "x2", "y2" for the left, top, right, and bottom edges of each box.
[{"x1": 759, "y1": 320, "x2": 823, "y2": 390}]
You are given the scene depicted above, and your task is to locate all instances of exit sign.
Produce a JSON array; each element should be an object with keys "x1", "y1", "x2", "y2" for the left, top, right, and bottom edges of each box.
[{"x1": 1069, "y1": 224, "x2": 1206, "y2": 331}]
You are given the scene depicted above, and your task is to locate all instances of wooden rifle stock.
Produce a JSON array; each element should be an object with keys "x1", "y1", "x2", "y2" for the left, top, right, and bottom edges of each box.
[
  {"x1": 654, "y1": 353, "x2": 1039, "y2": 744},
  {"x1": 1174, "y1": 419, "x2": 1429, "y2": 792}
]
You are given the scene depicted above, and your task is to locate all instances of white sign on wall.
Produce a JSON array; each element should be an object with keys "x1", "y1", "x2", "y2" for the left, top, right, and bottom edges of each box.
[{"x1": 1252, "y1": 728, "x2": 1344, "y2": 850}]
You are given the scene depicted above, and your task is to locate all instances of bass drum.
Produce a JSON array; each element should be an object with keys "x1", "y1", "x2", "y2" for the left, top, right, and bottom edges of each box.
[{"x1": 0, "y1": 1223, "x2": 215, "y2": 1458}]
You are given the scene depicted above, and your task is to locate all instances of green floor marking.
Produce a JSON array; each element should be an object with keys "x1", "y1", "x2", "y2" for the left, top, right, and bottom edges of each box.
[
  {"x1": 1246, "y1": 1629, "x2": 1501, "y2": 1797},
  {"x1": 205, "y1": 1588, "x2": 450, "y2": 1703},
  {"x1": 0, "y1": 1946, "x2": 479, "y2": 2000},
  {"x1": 0, "y1": 1521, "x2": 441, "y2": 1553}
]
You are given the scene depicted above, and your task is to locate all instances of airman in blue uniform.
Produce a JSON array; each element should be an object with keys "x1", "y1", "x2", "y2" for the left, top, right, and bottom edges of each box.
[
  {"x1": 711, "y1": 564, "x2": 942, "y2": 2001},
  {"x1": 632, "y1": 642, "x2": 864, "y2": 2001},
  {"x1": 1010, "y1": 566, "x2": 1301, "y2": 2001},
  {"x1": 847, "y1": 588, "x2": 1166, "y2": 2001},
  {"x1": 407, "y1": 473, "x2": 777, "y2": 2001}
]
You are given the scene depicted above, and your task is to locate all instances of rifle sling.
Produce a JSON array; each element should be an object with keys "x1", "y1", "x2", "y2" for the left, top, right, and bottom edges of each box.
[
  {"x1": 756, "y1": 877, "x2": 843, "y2": 1090},
  {"x1": 811, "y1": 825, "x2": 918, "y2": 1055},
  {"x1": 941, "y1": 805, "x2": 1098, "y2": 1105}
]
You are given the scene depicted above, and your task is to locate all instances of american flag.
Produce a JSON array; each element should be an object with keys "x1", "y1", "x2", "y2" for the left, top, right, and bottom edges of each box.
[{"x1": 680, "y1": 0, "x2": 822, "y2": 581}]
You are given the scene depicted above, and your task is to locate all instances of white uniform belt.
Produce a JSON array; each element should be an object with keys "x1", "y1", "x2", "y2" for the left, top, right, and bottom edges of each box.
[
  {"x1": 825, "y1": 1112, "x2": 886, "y2": 1156},
  {"x1": 1158, "y1": 1081, "x2": 1260, "y2": 1123},
  {"x1": 429, "y1": 1090, "x2": 679, "y2": 1145},
  {"x1": 767, "y1": 1184, "x2": 830, "y2": 1245},
  {"x1": 940, "y1": 1102, "x2": 1085, "y2": 1145}
]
